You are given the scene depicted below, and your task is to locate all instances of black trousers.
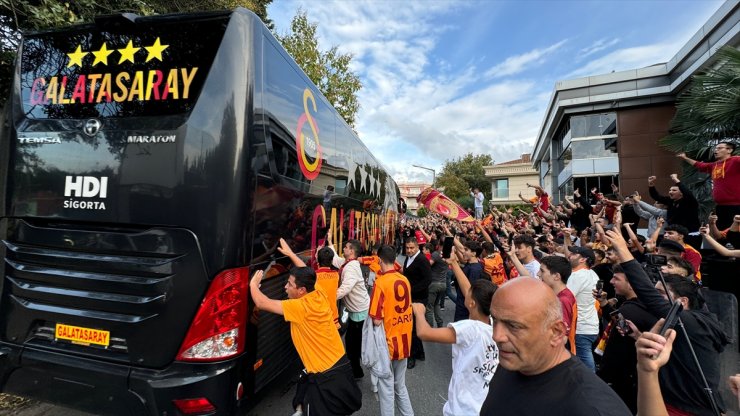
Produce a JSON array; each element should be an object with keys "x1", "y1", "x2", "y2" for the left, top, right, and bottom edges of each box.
[
  {"x1": 410, "y1": 312, "x2": 425, "y2": 359},
  {"x1": 345, "y1": 319, "x2": 364, "y2": 377},
  {"x1": 293, "y1": 355, "x2": 363, "y2": 415}
]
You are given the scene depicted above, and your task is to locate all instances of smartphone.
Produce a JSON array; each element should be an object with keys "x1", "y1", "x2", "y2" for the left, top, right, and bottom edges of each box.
[
  {"x1": 617, "y1": 312, "x2": 632, "y2": 335},
  {"x1": 595, "y1": 280, "x2": 604, "y2": 297},
  {"x1": 442, "y1": 236, "x2": 454, "y2": 259},
  {"x1": 659, "y1": 301, "x2": 683, "y2": 337}
]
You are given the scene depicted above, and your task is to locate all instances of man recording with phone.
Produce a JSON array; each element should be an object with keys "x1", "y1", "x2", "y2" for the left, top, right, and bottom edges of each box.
[
  {"x1": 604, "y1": 229, "x2": 729, "y2": 416},
  {"x1": 593, "y1": 264, "x2": 657, "y2": 413}
]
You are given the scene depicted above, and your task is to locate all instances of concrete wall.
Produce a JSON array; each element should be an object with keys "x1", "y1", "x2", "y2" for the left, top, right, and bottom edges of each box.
[{"x1": 489, "y1": 172, "x2": 540, "y2": 205}]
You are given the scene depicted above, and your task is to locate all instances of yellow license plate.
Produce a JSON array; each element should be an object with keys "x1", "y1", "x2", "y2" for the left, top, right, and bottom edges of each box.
[{"x1": 55, "y1": 323, "x2": 110, "y2": 347}]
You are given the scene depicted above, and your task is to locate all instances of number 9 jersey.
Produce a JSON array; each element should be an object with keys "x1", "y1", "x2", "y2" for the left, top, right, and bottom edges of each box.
[{"x1": 369, "y1": 270, "x2": 413, "y2": 361}]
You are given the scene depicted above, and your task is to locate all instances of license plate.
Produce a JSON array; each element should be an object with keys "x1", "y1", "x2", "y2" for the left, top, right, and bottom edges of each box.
[{"x1": 55, "y1": 323, "x2": 110, "y2": 347}]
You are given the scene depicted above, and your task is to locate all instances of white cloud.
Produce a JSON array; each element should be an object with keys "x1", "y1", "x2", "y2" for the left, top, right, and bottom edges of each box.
[
  {"x1": 578, "y1": 37, "x2": 621, "y2": 59},
  {"x1": 567, "y1": 41, "x2": 682, "y2": 79},
  {"x1": 485, "y1": 40, "x2": 568, "y2": 79},
  {"x1": 269, "y1": 0, "x2": 549, "y2": 181},
  {"x1": 268, "y1": 1, "x2": 718, "y2": 183}
]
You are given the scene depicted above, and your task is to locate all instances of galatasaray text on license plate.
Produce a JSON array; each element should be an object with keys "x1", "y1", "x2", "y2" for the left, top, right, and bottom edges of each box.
[{"x1": 55, "y1": 323, "x2": 110, "y2": 347}]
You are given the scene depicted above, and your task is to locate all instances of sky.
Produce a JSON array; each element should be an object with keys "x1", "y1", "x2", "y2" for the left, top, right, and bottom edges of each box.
[{"x1": 267, "y1": 0, "x2": 726, "y2": 184}]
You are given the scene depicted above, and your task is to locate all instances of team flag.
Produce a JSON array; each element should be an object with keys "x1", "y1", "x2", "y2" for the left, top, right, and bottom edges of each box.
[{"x1": 416, "y1": 187, "x2": 474, "y2": 222}]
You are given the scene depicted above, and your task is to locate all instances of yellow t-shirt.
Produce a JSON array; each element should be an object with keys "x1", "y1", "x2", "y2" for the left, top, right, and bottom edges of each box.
[
  {"x1": 315, "y1": 267, "x2": 340, "y2": 326},
  {"x1": 282, "y1": 286, "x2": 344, "y2": 373},
  {"x1": 369, "y1": 270, "x2": 413, "y2": 361}
]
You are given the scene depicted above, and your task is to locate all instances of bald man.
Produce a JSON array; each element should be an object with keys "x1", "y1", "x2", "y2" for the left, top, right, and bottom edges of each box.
[{"x1": 479, "y1": 278, "x2": 631, "y2": 415}]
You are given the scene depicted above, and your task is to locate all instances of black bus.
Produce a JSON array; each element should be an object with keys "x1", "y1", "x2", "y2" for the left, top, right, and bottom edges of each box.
[{"x1": 0, "y1": 8, "x2": 399, "y2": 415}]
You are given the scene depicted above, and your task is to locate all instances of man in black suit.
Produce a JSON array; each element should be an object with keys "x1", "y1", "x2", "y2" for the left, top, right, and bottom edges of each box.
[{"x1": 403, "y1": 237, "x2": 431, "y2": 369}]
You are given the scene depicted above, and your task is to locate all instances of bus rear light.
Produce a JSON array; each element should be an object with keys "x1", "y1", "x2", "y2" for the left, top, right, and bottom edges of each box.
[
  {"x1": 176, "y1": 268, "x2": 248, "y2": 362},
  {"x1": 172, "y1": 398, "x2": 216, "y2": 415}
]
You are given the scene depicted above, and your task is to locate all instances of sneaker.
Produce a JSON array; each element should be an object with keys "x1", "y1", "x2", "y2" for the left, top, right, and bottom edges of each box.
[{"x1": 440, "y1": 306, "x2": 445, "y2": 311}]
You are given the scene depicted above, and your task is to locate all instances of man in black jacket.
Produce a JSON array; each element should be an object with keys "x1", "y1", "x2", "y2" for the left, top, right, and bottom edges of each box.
[
  {"x1": 564, "y1": 188, "x2": 592, "y2": 233},
  {"x1": 595, "y1": 264, "x2": 657, "y2": 414},
  {"x1": 605, "y1": 229, "x2": 729, "y2": 416},
  {"x1": 403, "y1": 237, "x2": 431, "y2": 369},
  {"x1": 648, "y1": 173, "x2": 700, "y2": 233}
]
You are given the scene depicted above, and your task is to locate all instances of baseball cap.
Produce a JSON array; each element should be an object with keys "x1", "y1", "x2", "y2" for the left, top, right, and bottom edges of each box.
[
  {"x1": 659, "y1": 239, "x2": 685, "y2": 253},
  {"x1": 568, "y1": 245, "x2": 596, "y2": 265}
]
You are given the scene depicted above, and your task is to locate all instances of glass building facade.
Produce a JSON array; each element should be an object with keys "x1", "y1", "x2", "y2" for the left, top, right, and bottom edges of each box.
[{"x1": 551, "y1": 112, "x2": 619, "y2": 200}]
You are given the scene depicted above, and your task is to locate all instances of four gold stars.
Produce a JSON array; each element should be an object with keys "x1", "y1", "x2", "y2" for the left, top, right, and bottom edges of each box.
[
  {"x1": 144, "y1": 38, "x2": 169, "y2": 62},
  {"x1": 92, "y1": 42, "x2": 114, "y2": 66},
  {"x1": 117, "y1": 40, "x2": 140, "y2": 64},
  {"x1": 66, "y1": 45, "x2": 88, "y2": 68},
  {"x1": 66, "y1": 38, "x2": 168, "y2": 67}
]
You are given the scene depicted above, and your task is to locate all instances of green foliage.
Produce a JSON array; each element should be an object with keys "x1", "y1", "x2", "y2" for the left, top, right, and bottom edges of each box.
[
  {"x1": 455, "y1": 195, "x2": 473, "y2": 211},
  {"x1": 275, "y1": 10, "x2": 361, "y2": 129},
  {"x1": 416, "y1": 206, "x2": 428, "y2": 218},
  {"x1": 660, "y1": 46, "x2": 740, "y2": 219},
  {"x1": 436, "y1": 153, "x2": 494, "y2": 200}
]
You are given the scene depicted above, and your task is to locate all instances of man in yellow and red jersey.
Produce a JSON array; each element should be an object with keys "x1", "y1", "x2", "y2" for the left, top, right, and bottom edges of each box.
[
  {"x1": 369, "y1": 245, "x2": 414, "y2": 416},
  {"x1": 316, "y1": 247, "x2": 341, "y2": 328},
  {"x1": 359, "y1": 245, "x2": 381, "y2": 276},
  {"x1": 480, "y1": 241, "x2": 507, "y2": 286},
  {"x1": 278, "y1": 239, "x2": 341, "y2": 328}
]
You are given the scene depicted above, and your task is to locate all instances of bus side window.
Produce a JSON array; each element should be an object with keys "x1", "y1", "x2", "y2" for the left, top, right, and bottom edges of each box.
[{"x1": 270, "y1": 132, "x2": 302, "y2": 184}]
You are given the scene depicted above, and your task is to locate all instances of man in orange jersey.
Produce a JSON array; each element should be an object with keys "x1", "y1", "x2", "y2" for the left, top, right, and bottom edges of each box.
[
  {"x1": 278, "y1": 239, "x2": 341, "y2": 328},
  {"x1": 480, "y1": 241, "x2": 507, "y2": 286},
  {"x1": 369, "y1": 245, "x2": 414, "y2": 416},
  {"x1": 250, "y1": 267, "x2": 361, "y2": 415},
  {"x1": 359, "y1": 243, "x2": 382, "y2": 287}
]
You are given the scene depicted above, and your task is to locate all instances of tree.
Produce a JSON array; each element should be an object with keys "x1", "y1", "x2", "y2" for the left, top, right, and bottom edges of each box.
[
  {"x1": 436, "y1": 153, "x2": 493, "y2": 202},
  {"x1": 0, "y1": 0, "x2": 273, "y2": 109},
  {"x1": 275, "y1": 10, "x2": 361, "y2": 129},
  {"x1": 660, "y1": 46, "x2": 740, "y2": 218}
]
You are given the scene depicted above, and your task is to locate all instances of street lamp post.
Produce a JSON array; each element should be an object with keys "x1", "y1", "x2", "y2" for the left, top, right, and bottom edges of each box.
[{"x1": 412, "y1": 164, "x2": 435, "y2": 189}]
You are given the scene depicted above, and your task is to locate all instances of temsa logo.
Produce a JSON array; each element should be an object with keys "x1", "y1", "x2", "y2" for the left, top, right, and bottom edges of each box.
[{"x1": 64, "y1": 176, "x2": 108, "y2": 198}]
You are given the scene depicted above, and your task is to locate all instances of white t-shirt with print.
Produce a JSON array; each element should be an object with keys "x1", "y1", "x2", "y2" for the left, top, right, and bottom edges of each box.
[{"x1": 444, "y1": 319, "x2": 499, "y2": 416}]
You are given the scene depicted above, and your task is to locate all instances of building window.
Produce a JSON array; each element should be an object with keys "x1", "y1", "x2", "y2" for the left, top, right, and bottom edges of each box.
[
  {"x1": 493, "y1": 179, "x2": 509, "y2": 198},
  {"x1": 569, "y1": 138, "x2": 617, "y2": 159},
  {"x1": 570, "y1": 113, "x2": 617, "y2": 138},
  {"x1": 560, "y1": 176, "x2": 619, "y2": 202},
  {"x1": 556, "y1": 112, "x2": 618, "y2": 188}
]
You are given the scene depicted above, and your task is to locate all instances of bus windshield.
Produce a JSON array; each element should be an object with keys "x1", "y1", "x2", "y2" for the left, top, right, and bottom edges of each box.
[{"x1": 20, "y1": 16, "x2": 227, "y2": 119}]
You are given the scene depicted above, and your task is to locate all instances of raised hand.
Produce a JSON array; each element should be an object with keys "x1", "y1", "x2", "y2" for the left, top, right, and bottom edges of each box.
[
  {"x1": 277, "y1": 238, "x2": 294, "y2": 256},
  {"x1": 648, "y1": 176, "x2": 657, "y2": 186},
  {"x1": 636, "y1": 319, "x2": 676, "y2": 372},
  {"x1": 656, "y1": 217, "x2": 665, "y2": 228}
]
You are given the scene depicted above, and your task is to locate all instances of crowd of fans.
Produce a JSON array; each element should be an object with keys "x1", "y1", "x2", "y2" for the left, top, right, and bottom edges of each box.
[{"x1": 250, "y1": 143, "x2": 739, "y2": 416}]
